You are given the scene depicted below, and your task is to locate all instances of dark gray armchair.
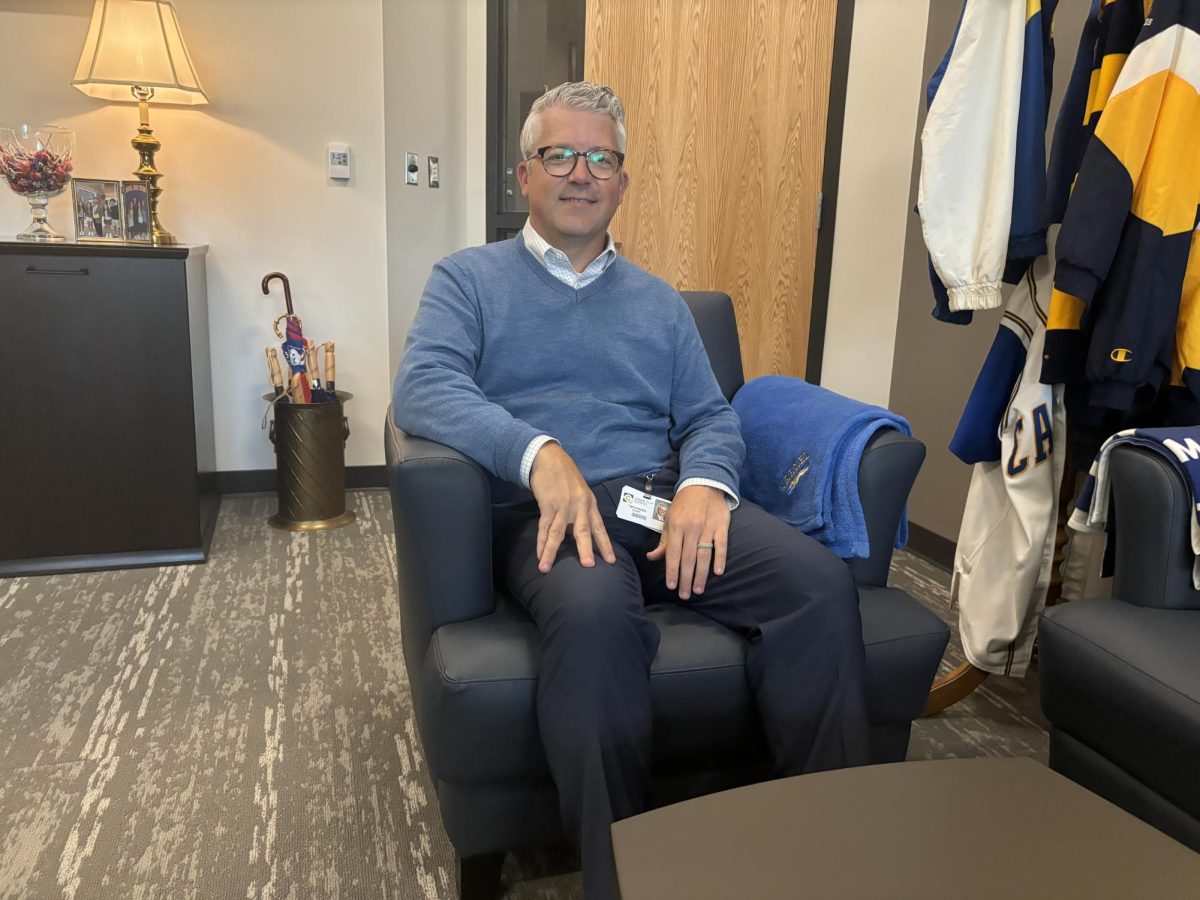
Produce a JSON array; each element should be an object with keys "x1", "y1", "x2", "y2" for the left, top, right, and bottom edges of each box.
[
  {"x1": 385, "y1": 291, "x2": 949, "y2": 898},
  {"x1": 1040, "y1": 444, "x2": 1200, "y2": 852}
]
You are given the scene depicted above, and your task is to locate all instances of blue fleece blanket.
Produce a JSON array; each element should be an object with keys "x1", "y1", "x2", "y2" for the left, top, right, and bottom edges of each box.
[{"x1": 732, "y1": 376, "x2": 912, "y2": 558}]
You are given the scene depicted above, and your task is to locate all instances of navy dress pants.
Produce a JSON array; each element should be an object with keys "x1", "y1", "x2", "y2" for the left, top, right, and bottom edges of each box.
[{"x1": 492, "y1": 468, "x2": 870, "y2": 900}]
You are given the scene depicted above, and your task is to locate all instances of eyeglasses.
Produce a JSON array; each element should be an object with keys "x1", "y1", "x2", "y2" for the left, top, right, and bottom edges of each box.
[{"x1": 531, "y1": 145, "x2": 625, "y2": 180}]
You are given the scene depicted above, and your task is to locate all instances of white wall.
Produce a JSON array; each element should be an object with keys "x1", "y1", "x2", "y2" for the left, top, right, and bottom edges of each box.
[
  {"x1": 819, "y1": 0, "x2": 930, "y2": 408},
  {"x1": 384, "y1": 0, "x2": 488, "y2": 379},
  {"x1": 0, "y1": 0, "x2": 486, "y2": 472}
]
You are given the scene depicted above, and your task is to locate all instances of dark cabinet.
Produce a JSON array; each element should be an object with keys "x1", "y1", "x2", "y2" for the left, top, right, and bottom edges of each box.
[{"x1": 0, "y1": 242, "x2": 217, "y2": 576}]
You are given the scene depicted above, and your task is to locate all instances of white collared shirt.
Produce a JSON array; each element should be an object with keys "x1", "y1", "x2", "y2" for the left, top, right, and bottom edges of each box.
[
  {"x1": 518, "y1": 219, "x2": 737, "y2": 509},
  {"x1": 521, "y1": 217, "x2": 617, "y2": 289}
]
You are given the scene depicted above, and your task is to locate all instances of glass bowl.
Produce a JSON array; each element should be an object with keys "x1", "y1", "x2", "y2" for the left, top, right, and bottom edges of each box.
[{"x1": 0, "y1": 124, "x2": 76, "y2": 242}]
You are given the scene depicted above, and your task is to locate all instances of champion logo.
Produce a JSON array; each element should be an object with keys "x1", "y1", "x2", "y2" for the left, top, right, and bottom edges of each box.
[{"x1": 1110, "y1": 348, "x2": 1134, "y2": 363}]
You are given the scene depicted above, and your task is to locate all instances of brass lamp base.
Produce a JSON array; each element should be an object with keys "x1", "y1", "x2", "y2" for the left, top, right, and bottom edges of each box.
[
  {"x1": 130, "y1": 88, "x2": 177, "y2": 246},
  {"x1": 150, "y1": 222, "x2": 177, "y2": 246}
]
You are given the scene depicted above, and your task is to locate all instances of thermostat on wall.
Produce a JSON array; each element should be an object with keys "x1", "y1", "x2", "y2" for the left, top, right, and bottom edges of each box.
[{"x1": 328, "y1": 143, "x2": 351, "y2": 180}]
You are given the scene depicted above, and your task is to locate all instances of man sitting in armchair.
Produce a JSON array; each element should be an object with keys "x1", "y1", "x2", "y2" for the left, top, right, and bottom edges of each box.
[{"x1": 392, "y1": 80, "x2": 868, "y2": 900}]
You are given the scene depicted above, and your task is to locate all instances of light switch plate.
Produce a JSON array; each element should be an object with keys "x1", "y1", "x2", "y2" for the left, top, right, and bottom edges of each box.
[
  {"x1": 428, "y1": 156, "x2": 440, "y2": 188},
  {"x1": 405, "y1": 152, "x2": 419, "y2": 186}
]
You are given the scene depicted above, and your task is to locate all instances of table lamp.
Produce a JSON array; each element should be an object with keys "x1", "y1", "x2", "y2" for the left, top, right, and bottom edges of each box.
[{"x1": 72, "y1": 0, "x2": 207, "y2": 246}]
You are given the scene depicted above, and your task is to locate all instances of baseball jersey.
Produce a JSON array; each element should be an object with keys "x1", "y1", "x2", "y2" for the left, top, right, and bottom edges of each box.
[{"x1": 951, "y1": 252, "x2": 1067, "y2": 676}]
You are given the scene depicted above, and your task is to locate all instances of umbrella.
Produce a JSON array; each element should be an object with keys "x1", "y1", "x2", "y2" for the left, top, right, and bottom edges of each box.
[
  {"x1": 262, "y1": 271, "x2": 313, "y2": 403},
  {"x1": 261, "y1": 271, "x2": 340, "y2": 404},
  {"x1": 281, "y1": 315, "x2": 313, "y2": 403},
  {"x1": 304, "y1": 339, "x2": 336, "y2": 403}
]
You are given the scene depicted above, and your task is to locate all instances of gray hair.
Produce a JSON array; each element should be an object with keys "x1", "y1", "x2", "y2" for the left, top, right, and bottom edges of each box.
[{"x1": 519, "y1": 81, "x2": 627, "y2": 160}]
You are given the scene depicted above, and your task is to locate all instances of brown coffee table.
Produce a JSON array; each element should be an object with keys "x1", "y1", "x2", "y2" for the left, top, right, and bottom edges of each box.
[{"x1": 612, "y1": 758, "x2": 1200, "y2": 899}]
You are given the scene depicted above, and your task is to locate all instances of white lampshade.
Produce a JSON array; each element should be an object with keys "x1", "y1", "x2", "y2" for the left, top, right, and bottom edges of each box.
[{"x1": 72, "y1": 0, "x2": 207, "y2": 105}]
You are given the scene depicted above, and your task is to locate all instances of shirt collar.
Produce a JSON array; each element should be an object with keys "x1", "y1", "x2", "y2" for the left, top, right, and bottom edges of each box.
[{"x1": 522, "y1": 218, "x2": 616, "y2": 273}]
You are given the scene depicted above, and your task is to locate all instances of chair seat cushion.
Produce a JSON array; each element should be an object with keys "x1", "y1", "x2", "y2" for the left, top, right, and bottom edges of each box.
[
  {"x1": 1040, "y1": 599, "x2": 1200, "y2": 822},
  {"x1": 421, "y1": 586, "x2": 948, "y2": 784}
]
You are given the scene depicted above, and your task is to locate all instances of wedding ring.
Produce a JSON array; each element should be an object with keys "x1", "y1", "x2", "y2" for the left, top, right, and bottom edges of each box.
[{"x1": 696, "y1": 542, "x2": 714, "y2": 550}]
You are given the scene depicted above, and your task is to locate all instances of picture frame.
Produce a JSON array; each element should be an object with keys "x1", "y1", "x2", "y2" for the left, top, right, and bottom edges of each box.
[
  {"x1": 72, "y1": 179, "x2": 124, "y2": 243},
  {"x1": 119, "y1": 180, "x2": 151, "y2": 243}
]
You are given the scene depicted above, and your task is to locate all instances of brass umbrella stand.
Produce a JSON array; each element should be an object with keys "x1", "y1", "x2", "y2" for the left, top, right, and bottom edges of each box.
[{"x1": 261, "y1": 272, "x2": 354, "y2": 532}]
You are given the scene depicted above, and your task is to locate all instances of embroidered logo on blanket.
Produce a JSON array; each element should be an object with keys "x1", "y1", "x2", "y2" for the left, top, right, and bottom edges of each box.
[{"x1": 780, "y1": 452, "x2": 811, "y2": 494}]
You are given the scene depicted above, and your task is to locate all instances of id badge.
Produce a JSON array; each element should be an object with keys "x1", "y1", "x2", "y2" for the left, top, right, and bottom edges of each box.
[{"x1": 616, "y1": 485, "x2": 671, "y2": 533}]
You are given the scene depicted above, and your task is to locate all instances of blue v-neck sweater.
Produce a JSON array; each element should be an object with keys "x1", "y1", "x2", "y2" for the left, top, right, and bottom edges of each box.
[{"x1": 393, "y1": 236, "x2": 744, "y2": 504}]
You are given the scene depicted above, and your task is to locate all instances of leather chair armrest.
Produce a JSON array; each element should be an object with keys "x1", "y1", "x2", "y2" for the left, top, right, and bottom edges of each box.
[
  {"x1": 384, "y1": 408, "x2": 496, "y2": 665},
  {"x1": 847, "y1": 430, "x2": 926, "y2": 587},
  {"x1": 1110, "y1": 444, "x2": 1200, "y2": 610}
]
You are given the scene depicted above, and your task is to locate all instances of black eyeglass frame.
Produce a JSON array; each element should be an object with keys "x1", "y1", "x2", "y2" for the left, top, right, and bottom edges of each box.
[{"x1": 530, "y1": 145, "x2": 626, "y2": 179}]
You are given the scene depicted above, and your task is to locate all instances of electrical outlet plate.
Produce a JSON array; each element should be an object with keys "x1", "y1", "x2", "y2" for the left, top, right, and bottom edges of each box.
[{"x1": 405, "y1": 152, "x2": 419, "y2": 186}]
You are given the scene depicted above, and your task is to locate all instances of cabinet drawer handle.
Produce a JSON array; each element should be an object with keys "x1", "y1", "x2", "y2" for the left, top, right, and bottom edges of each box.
[{"x1": 25, "y1": 266, "x2": 90, "y2": 277}]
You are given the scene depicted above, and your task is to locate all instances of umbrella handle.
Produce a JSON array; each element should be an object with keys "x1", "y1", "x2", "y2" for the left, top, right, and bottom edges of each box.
[
  {"x1": 262, "y1": 271, "x2": 295, "y2": 317},
  {"x1": 289, "y1": 372, "x2": 306, "y2": 404},
  {"x1": 273, "y1": 313, "x2": 302, "y2": 340},
  {"x1": 265, "y1": 346, "x2": 284, "y2": 397},
  {"x1": 304, "y1": 340, "x2": 320, "y2": 385}
]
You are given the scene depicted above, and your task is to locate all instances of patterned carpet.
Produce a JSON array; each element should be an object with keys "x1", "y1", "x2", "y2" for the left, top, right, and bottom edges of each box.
[{"x1": 0, "y1": 490, "x2": 1046, "y2": 899}]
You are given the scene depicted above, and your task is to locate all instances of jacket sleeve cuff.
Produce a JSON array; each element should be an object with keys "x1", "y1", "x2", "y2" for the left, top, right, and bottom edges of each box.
[
  {"x1": 1087, "y1": 382, "x2": 1139, "y2": 412},
  {"x1": 948, "y1": 281, "x2": 1003, "y2": 312}
]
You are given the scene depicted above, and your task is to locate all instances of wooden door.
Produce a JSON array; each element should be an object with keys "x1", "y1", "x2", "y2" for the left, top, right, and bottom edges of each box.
[{"x1": 585, "y1": 0, "x2": 837, "y2": 379}]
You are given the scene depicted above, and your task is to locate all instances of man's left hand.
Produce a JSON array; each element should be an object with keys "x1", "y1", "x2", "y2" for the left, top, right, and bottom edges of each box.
[{"x1": 646, "y1": 485, "x2": 730, "y2": 600}]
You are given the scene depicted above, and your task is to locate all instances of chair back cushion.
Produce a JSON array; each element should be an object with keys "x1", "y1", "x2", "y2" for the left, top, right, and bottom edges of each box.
[
  {"x1": 1110, "y1": 445, "x2": 1200, "y2": 609},
  {"x1": 681, "y1": 291, "x2": 744, "y2": 402}
]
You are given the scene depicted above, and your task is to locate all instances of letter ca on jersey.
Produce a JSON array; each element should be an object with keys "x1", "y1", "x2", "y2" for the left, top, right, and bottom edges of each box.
[{"x1": 1005, "y1": 402, "x2": 1054, "y2": 478}]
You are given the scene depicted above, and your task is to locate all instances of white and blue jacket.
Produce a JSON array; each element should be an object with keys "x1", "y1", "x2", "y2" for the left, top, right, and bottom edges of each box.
[{"x1": 919, "y1": 0, "x2": 1058, "y2": 325}]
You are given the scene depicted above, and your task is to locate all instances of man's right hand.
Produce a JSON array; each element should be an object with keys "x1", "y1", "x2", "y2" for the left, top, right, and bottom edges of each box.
[{"x1": 529, "y1": 443, "x2": 617, "y2": 573}]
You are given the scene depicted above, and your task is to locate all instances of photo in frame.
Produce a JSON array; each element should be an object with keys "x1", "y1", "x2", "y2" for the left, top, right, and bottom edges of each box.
[
  {"x1": 72, "y1": 179, "x2": 123, "y2": 242},
  {"x1": 120, "y1": 180, "x2": 151, "y2": 243}
]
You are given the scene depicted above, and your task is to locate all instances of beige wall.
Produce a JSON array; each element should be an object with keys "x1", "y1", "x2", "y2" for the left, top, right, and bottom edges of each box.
[
  {"x1": 0, "y1": 0, "x2": 486, "y2": 472},
  {"x1": 820, "y1": 0, "x2": 930, "y2": 408},
  {"x1": 887, "y1": 0, "x2": 999, "y2": 543},
  {"x1": 384, "y1": 0, "x2": 488, "y2": 378}
]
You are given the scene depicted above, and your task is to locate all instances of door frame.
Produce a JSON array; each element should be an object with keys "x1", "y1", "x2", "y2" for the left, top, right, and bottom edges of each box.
[
  {"x1": 805, "y1": 0, "x2": 856, "y2": 383},
  {"x1": 485, "y1": 0, "x2": 524, "y2": 241},
  {"x1": 485, "y1": 0, "x2": 588, "y2": 242}
]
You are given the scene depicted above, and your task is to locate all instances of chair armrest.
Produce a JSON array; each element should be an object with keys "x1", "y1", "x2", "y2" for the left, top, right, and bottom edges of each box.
[
  {"x1": 1110, "y1": 444, "x2": 1200, "y2": 609},
  {"x1": 847, "y1": 430, "x2": 926, "y2": 587},
  {"x1": 384, "y1": 408, "x2": 496, "y2": 671}
]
